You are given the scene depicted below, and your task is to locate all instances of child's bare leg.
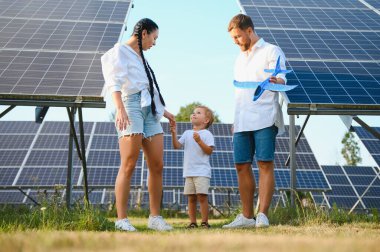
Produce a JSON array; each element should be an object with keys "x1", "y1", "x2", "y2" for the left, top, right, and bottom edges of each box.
[
  {"x1": 188, "y1": 194, "x2": 197, "y2": 223},
  {"x1": 198, "y1": 194, "x2": 209, "y2": 223}
]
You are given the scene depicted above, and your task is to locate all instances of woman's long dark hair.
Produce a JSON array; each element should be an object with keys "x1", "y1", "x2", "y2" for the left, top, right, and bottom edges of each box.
[{"x1": 132, "y1": 18, "x2": 165, "y2": 116}]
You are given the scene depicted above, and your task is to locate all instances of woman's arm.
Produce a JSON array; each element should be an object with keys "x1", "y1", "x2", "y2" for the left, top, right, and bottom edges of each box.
[{"x1": 112, "y1": 91, "x2": 130, "y2": 131}]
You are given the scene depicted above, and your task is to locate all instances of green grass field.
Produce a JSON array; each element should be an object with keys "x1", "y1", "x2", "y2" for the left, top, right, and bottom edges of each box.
[
  {"x1": 0, "y1": 205, "x2": 379, "y2": 252},
  {"x1": 0, "y1": 218, "x2": 379, "y2": 252}
]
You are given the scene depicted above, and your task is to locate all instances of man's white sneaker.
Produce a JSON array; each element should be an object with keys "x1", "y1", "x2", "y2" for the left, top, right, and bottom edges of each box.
[
  {"x1": 115, "y1": 218, "x2": 137, "y2": 232},
  {"x1": 256, "y1": 212, "x2": 269, "y2": 228},
  {"x1": 222, "y1": 213, "x2": 256, "y2": 229},
  {"x1": 148, "y1": 216, "x2": 173, "y2": 231}
]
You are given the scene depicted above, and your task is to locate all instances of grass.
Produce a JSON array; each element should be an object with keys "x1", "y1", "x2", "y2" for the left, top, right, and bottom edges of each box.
[
  {"x1": 0, "y1": 220, "x2": 379, "y2": 252},
  {"x1": 0, "y1": 201, "x2": 379, "y2": 251}
]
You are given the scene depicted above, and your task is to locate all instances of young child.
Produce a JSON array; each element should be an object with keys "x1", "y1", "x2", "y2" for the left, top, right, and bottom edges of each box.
[{"x1": 171, "y1": 106, "x2": 215, "y2": 228}]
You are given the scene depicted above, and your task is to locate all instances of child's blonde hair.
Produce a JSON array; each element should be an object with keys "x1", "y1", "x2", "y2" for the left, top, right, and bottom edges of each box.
[{"x1": 196, "y1": 105, "x2": 214, "y2": 128}]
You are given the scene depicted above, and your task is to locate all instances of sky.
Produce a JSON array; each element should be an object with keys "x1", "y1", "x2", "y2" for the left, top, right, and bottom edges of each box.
[{"x1": 0, "y1": 0, "x2": 378, "y2": 167}]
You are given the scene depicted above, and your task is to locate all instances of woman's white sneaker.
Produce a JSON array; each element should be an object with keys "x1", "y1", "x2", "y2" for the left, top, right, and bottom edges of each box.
[
  {"x1": 115, "y1": 218, "x2": 137, "y2": 232},
  {"x1": 222, "y1": 213, "x2": 256, "y2": 229},
  {"x1": 256, "y1": 212, "x2": 269, "y2": 228},
  {"x1": 148, "y1": 216, "x2": 173, "y2": 231}
]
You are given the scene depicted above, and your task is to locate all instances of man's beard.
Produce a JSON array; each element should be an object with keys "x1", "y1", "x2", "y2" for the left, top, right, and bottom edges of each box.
[{"x1": 240, "y1": 37, "x2": 251, "y2": 51}]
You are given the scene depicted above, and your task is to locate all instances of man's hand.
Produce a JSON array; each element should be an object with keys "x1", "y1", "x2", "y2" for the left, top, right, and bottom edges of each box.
[{"x1": 269, "y1": 76, "x2": 285, "y2": 84}]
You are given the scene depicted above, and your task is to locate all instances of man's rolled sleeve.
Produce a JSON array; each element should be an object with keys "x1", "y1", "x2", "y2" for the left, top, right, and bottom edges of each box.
[{"x1": 269, "y1": 46, "x2": 288, "y2": 84}]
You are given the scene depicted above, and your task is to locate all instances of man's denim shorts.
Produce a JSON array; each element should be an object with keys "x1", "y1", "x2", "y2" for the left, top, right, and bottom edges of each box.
[
  {"x1": 233, "y1": 125, "x2": 278, "y2": 163},
  {"x1": 116, "y1": 92, "x2": 163, "y2": 139}
]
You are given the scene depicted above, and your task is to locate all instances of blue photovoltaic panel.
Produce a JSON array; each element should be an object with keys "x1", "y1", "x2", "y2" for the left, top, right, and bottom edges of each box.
[
  {"x1": 268, "y1": 153, "x2": 320, "y2": 170},
  {"x1": 328, "y1": 196, "x2": 363, "y2": 209},
  {"x1": 72, "y1": 191, "x2": 104, "y2": 205},
  {"x1": 344, "y1": 165, "x2": 376, "y2": 176},
  {"x1": 0, "y1": 51, "x2": 105, "y2": 97},
  {"x1": 0, "y1": 19, "x2": 122, "y2": 52},
  {"x1": 0, "y1": 135, "x2": 35, "y2": 149},
  {"x1": 258, "y1": 30, "x2": 380, "y2": 61},
  {"x1": 87, "y1": 150, "x2": 143, "y2": 167},
  {"x1": 0, "y1": 121, "x2": 40, "y2": 133},
  {"x1": 0, "y1": 168, "x2": 19, "y2": 186},
  {"x1": 26, "y1": 150, "x2": 80, "y2": 166},
  {"x1": 364, "y1": 0, "x2": 380, "y2": 9},
  {"x1": 316, "y1": 165, "x2": 380, "y2": 210},
  {"x1": 240, "y1": 0, "x2": 366, "y2": 8},
  {"x1": 0, "y1": 0, "x2": 130, "y2": 22},
  {"x1": 87, "y1": 167, "x2": 141, "y2": 187},
  {"x1": 362, "y1": 197, "x2": 380, "y2": 209},
  {"x1": 94, "y1": 122, "x2": 117, "y2": 135},
  {"x1": 325, "y1": 175, "x2": 350, "y2": 185},
  {"x1": 16, "y1": 167, "x2": 81, "y2": 186},
  {"x1": 0, "y1": 0, "x2": 130, "y2": 99},
  {"x1": 322, "y1": 165, "x2": 344, "y2": 175},
  {"x1": 285, "y1": 61, "x2": 380, "y2": 105},
  {"x1": 0, "y1": 150, "x2": 28, "y2": 166},
  {"x1": 245, "y1": 7, "x2": 380, "y2": 30},
  {"x1": 91, "y1": 135, "x2": 119, "y2": 150},
  {"x1": 253, "y1": 169, "x2": 330, "y2": 190},
  {"x1": 211, "y1": 169, "x2": 239, "y2": 188},
  {"x1": 354, "y1": 127, "x2": 380, "y2": 167},
  {"x1": 0, "y1": 190, "x2": 25, "y2": 204},
  {"x1": 162, "y1": 168, "x2": 183, "y2": 187},
  {"x1": 325, "y1": 185, "x2": 356, "y2": 196},
  {"x1": 34, "y1": 134, "x2": 90, "y2": 149},
  {"x1": 354, "y1": 126, "x2": 380, "y2": 139},
  {"x1": 239, "y1": 1, "x2": 380, "y2": 112}
]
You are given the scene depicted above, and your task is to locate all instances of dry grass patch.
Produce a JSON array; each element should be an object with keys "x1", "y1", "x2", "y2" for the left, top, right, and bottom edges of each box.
[{"x1": 0, "y1": 218, "x2": 379, "y2": 252}]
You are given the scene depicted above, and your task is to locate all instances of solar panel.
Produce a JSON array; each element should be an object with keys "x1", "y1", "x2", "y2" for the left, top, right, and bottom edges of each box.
[
  {"x1": 0, "y1": 168, "x2": 19, "y2": 186},
  {"x1": 0, "y1": 0, "x2": 131, "y2": 104},
  {"x1": 354, "y1": 126, "x2": 380, "y2": 167},
  {"x1": 240, "y1": 0, "x2": 367, "y2": 8},
  {"x1": 258, "y1": 30, "x2": 380, "y2": 61},
  {"x1": 0, "y1": 190, "x2": 25, "y2": 204},
  {"x1": 245, "y1": 7, "x2": 380, "y2": 30},
  {"x1": 0, "y1": 121, "x2": 329, "y2": 206},
  {"x1": 238, "y1": 0, "x2": 380, "y2": 113},
  {"x1": 286, "y1": 61, "x2": 380, "y2": 105},
  {"x1": 0, "y1": 0, "x2": 130, "y2": 22},
  {"x1": 16, "y1": 167, "x2": 81, "y2": 186},
  {"x1": 312, "y1": 165, "x2": 380, "y2": 210}
]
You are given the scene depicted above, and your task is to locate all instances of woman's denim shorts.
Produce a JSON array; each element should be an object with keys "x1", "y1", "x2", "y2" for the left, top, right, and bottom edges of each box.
[
  {"x1": 116, "y1": 92, "x2": 163, "y2": 139},
  {"x1": 233, "y1": 125, "x2": 278, "y2": 163}
]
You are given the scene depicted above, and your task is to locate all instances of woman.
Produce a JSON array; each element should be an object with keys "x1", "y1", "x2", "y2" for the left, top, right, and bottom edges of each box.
[{"x1": 101, "y1": 18, "x2": 175, "y2": 231}]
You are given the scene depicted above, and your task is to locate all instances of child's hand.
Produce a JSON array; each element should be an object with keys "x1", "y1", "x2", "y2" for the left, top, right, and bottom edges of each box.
[{"x1": 193, "y1": 132, "x2": 201, "y2": 143}]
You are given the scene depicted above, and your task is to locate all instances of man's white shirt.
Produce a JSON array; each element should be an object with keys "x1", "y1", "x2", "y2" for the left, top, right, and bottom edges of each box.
[{"x1": 233, "y1": 38, "x2": 287, "y2": 135}]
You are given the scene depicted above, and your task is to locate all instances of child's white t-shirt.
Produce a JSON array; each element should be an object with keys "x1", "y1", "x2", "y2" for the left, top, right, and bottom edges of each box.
[{"x1": 178, "y1": 129, "x2": 215, "y2": 178}]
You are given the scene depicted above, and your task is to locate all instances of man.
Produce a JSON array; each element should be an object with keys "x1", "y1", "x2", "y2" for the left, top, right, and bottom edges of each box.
[{"x1": 223, "y1": 14, "x2": 288, "y2": 228}]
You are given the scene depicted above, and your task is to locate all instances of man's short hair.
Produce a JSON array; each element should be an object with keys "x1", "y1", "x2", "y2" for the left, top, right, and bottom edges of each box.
[
  {"x1": 228, "y1": 14, "x2": 254, "y2": 32},
  {"x1": 196, "y1": 106, "x2": 214, "y2": 128}
]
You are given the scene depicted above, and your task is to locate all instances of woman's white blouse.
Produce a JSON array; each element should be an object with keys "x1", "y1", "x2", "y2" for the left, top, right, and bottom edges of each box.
[{"x1": 101, "y1": 43, "x2": 165, "y2": 119}]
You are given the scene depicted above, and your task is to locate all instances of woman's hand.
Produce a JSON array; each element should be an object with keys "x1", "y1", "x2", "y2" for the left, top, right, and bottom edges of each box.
[
  {"x1": 116, "y1": 107, "x2": 130, "y2": 131},
  {"x1": 164, "y1": 110, "x2": 176, "y2": 127}
]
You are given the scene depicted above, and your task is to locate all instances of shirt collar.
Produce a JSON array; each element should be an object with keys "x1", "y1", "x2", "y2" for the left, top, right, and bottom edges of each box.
[{"x1": 251, "y1": 38, "x2": 265, "y2": 51}]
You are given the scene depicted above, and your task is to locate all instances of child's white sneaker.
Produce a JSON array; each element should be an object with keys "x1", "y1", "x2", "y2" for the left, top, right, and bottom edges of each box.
[
  {"x1": 148, "y1": 215, "x2": 173, "y2": 231},
  {"x1": 222, "y1": 213, "x2": 256, "y2": 229},
  {"x1": 115, "y1": 218, "x2": 137, "y2": 231},
  {"x1": 256, "y1": 212, "x2": 269, "y2": 228}
]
